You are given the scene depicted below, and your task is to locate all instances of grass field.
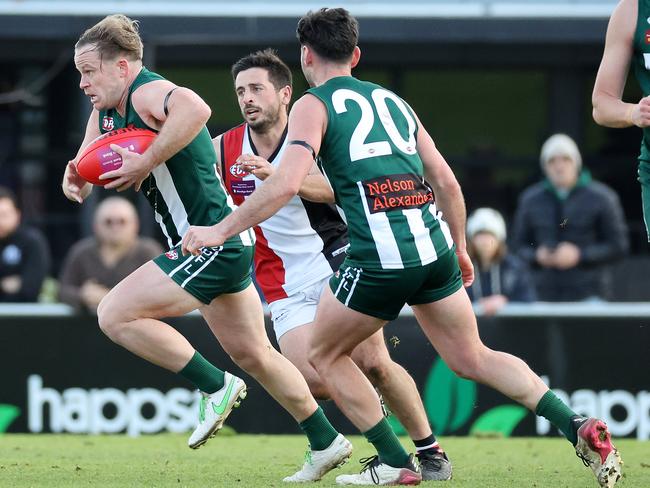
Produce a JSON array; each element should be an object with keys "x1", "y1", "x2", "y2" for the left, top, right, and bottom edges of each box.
[{"x1": 0, "y1": 434, "x2": 647, "y2": 487}]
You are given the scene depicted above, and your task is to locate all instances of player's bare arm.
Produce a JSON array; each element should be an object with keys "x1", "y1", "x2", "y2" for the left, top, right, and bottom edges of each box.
[
  {"x1": 62, "y1": 108, "x2": 102, "y2": 203},
  {"x1": 415, "y1": 117, "x2": 474, "y2": 286},
  {"x1": 238, "y1": 155, "x2": 335, "y2": 203},
  {"x1": 182, "y1": 94, "x2": 326, "y2": 255},
  {"x1": 102, "y1": 81, "x2": 211, "y2": 191},
  {"x1": 592, "y1": 0, "x2": 649, "y2": 127},
  {"x1": 297, "y1": 163, "x2": 335, "y2": 203}
]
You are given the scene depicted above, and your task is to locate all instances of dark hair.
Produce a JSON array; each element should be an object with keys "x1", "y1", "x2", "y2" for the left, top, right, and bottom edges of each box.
[
  {"x1": 296, "y1": 8, "x2": 358, "y2": 61},
  {"x1": 231, "y1": 48, "x2": 292, "y2": 90},
  {"x1": 76, "y1": 14, "x2": 143, "y2": 61},
  {"x1": 0, "y1": 186, "x2": 18, "y2": 208}
]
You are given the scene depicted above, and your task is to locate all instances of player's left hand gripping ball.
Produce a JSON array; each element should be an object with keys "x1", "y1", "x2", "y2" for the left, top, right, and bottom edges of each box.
[
  {"x1": 100, "y1": 144, "x2": 153, "y2": 192},
  {"x1": 182, "y1": 225, "x2": 225, "y2": 256}
]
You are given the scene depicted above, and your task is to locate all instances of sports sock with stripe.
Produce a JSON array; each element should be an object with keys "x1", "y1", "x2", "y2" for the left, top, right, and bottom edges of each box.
[{"x1": 413, "y1": 434, "x2": 442, "y2": 455}]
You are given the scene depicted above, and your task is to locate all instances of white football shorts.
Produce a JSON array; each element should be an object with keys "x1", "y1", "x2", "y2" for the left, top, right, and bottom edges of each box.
[{"x1": 268, "y1": 275, "x2": 330, "y2": 340}]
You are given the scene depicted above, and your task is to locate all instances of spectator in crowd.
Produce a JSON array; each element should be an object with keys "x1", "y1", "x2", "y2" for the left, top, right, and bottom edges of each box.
[
  {"x1": 58, "y1": 196, "x2": 162, "y2": 313},
  {"x1": 511, "y1": 134, "x2": 629, "y2": 301},
  {"x1": 0, "y1": 186, "x2": 50, "y2": 302},
  {"x1": 466, "y1": 207, "x2": 536, "y2": 315}
]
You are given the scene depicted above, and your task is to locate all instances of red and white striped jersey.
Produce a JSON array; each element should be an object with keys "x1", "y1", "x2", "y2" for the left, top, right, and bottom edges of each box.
[{"x1": 220, "y1": 123, "x2": 349, "y2": 303}]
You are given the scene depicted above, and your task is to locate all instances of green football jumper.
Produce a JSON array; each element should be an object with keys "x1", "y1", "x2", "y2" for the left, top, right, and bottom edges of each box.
[
  {"x1": 632, "y1": 0, "x2": 650, "y2": 239},
  {"x1": 307, "y1": 76, "x2": 462, "y2": 319},
  {"x1": 98, "y1": 67, "x2": 254, "y2": 303}
]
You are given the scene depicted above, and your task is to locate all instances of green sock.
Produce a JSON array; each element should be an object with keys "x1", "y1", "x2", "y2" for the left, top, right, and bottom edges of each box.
[
  {"x1": 299, "y1": 407, "x2": 339, "y2": 451},
  {"x1": 535, "y1": 390, "x2": 580, "y2": 445},
  {"x1": 364, "y1": 417, "x2": 409, "y2": 468},
  {"x1": 178, "y1": 351, "x2": 225, "y2": 394}
]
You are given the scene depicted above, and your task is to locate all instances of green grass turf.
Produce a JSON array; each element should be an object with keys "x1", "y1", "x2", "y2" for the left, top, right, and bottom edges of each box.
[{"x1": 0, "y1": 434, "x2": 647, "y2": 487}]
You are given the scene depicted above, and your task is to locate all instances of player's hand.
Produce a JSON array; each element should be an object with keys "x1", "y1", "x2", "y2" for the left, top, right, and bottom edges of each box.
[
  {"x1": 631, "y1": 96, "x2": 650, "y2": 128},
  {"x1": 182, "y1": 225, "x2": 225, "y2": 256},
  {"x1": 237, "y1": 154, "x2": 274, "y2": 180},
  {"x1": 455, "y1": 248, "x2": 474, "y2": 287},
  {"x1": 552, "y1": 241, "x2": 581, "y2": 269},
  {"x1": 62, "y1": 161, "x2": 91, "y2": 203},
  {"x1": 101, "y1": 144, "x2": 153, "y2": 192}
]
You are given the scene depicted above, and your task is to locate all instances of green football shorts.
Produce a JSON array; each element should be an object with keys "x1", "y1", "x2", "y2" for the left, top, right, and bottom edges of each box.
[
  {"x1": 154, "y1": 244, "x2": 253, "y2": 304},
  {"x1": 329, "y1": 248, "x2": 463, "y2": 321}
]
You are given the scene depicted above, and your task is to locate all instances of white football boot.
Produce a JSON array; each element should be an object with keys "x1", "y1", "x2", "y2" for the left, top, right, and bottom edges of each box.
[
  {"x1": 283, "y1": 433, "x2": 353, "y2": 482},
  {"x1": 187, "y1": 371, "x2": 247, "y2": 449},
  {"x1": 336, "y1": 454, "x2": 422, "y2": 486}
]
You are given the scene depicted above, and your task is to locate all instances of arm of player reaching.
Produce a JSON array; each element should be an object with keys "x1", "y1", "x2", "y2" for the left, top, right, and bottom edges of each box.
[
  {"x1": 62, "y1": 109, "x2": 101, "y2": 203},
  {"x1": 102, "y1": 81, "x2": 211, "y2": 191},
  {"x1": 298, "y1": 163, "x2": 336, "y2": 203},
  {"x1": 239, "y1": 156, "x2": 335, "y2": 203},
  {"x1": 182, "y1": 95, "x2": 326, "y2": 255},
  {"x1": 592, "y1": 0, "x2": 648, "y2": 128},
  {"x1": 415, "y1": 117, "x2": 474, "y2": 287}
]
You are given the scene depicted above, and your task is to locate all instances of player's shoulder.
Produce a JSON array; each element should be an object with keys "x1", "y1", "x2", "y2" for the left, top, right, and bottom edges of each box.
[{"x1": 131, "y1": 79, "x2": 177, "y2": 104}]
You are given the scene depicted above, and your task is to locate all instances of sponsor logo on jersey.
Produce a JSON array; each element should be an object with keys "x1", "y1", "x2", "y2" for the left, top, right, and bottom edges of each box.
[
  {"x1": 102, "y1": 116, "x2": 114, "y2": 131},
  {"x1": 230, "y1": 180, "x2": 256, "y2": 196},
  {"x1": 229, "y1": 163, "x2": 247, "y2": 179},
  {"x1": 165, "y1": 249, "x2": 179, "y2": 260},
  {"x1": 646, "y1": 30, "x2": 650, "y2": 44},
  {"x1": 362, "y1": 173, "x2": 433, "y2": 213}
]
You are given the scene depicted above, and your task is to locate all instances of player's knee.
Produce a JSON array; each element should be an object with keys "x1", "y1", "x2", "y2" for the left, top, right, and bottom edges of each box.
[
  {"x1": 446, "y1": 353, "x2": 482, "y2": 380},
  {"x1": 358, "y1": 359, "x2": 391, "y2": 389},
  {"x1": 228, "y1": 345, "x2": 267, "y2": 375},
  {"x1": 306, "y1": 345, "x2": 327, "y2": 374},
  {"x1": 97, "y1": 296, "x2": 126, "y2": 342}
]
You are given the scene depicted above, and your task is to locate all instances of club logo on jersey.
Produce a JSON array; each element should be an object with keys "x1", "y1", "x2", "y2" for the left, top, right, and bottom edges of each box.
[
  {"x1": 165, "y1": 249, "x2": 179, "y2": 260},
  {"x1": 102, "y1": 116, "x2": 114, "y2": 131},
  {"x1": 646, "y1": 30, "x2": 650, "y2": 44},
  {"x1": 229, "y1": 163, "x2": 247, "y2": 179},
  {"x1": 362, "y1": 173, "x2": 433, "y2": 213}
]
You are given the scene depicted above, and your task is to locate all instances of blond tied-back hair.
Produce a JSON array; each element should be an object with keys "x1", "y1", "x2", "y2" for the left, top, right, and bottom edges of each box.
[{"x1": 76, "y1": 14, "x2": 143, "y2": 61}]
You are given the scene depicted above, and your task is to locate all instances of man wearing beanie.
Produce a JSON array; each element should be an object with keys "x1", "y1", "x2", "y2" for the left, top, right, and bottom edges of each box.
[{"x1": 511, "y1": 134, "x2": 629, "y2": 301}]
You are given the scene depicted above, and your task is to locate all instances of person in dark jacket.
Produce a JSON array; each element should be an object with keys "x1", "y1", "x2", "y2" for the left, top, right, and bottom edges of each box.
[
  {"x1": 467, "y1": 207, "x2": 536, "y2": 315},
  {"x1": 511, "y1": 134, "x2": 628, "y2": 301},
  {"x1": 0, "y1": 186, "x2": 50, "y2": 302}
]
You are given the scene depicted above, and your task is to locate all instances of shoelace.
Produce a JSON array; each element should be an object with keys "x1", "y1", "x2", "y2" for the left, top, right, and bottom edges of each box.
[
  {"x1": 575, "y1": 450, "x2": 593, "y2": 467},
  {"x1": 359, "y1": 455, "x2": 381, "y2": 484}
]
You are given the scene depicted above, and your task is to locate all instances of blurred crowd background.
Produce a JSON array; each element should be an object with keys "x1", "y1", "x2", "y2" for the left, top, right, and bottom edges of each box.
[{"x1": 0, "y1": 0, "x2": 647, "y2": 311}]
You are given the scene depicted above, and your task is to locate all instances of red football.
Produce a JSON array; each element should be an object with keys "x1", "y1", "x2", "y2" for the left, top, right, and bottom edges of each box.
[{"x1": 76, "y1": 127, "x2": 157, "y2": 185}]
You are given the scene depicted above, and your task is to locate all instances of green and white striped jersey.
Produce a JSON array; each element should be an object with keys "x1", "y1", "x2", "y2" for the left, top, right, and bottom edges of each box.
[
  {"x1": 634, "y1": 0, "x2": 650, "y2": 162},
  {"x1": 98, "y1": 68, "x2": 253, "y2": 249},
  {"x1": 307, "y1": 76, "x2": 454, "y2": 269}
]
